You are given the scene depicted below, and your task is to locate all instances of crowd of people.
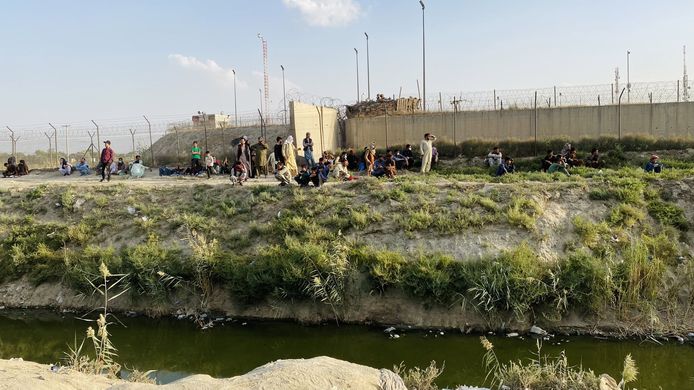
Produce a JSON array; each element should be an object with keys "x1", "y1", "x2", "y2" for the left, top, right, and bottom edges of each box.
[
  {"x1": 50, "y1": 140, "x2": 148, "y2": 181},
  {"x1": 0, "y1": 132, "x2": 672, "y2": 182}
]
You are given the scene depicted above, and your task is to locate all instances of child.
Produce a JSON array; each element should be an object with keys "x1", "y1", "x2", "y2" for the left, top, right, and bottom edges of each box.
[
  {"x1": 204, "y1": 151, "x2": 215, "y2": 179},
  {"x1": 231, "y1": 160, "x2": 248, "y2": 185}
]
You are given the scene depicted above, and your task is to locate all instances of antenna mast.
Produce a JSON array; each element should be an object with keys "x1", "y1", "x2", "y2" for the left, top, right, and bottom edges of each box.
[
  {"x1": 684, "y1": 45, "x2": 689, "y2": 102},
  {"x1": 258, "y1": 33, "x2": 270, "y2": 119}
]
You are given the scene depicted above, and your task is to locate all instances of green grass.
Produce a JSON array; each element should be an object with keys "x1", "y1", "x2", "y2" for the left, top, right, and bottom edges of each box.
[{"x1": 506, "y1": 197, "x2": 542, "y2": 230}]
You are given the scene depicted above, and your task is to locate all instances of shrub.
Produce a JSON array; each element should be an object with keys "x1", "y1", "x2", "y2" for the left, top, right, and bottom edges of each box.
[
  {"x1": 553, "y1": 251, "x2": 612, "y2": 313},
  {"x1": 608, "y1": 203, "x2": 645, "y2": 228},
  {"x1": 466, "y1": 243, "x2": 548, "y2": 319},
  {"x1": 350, "y1": 246, "x2": 406, "y2": 292},
  {"x1": 614, "y1": 241, "x2": 665, "y2": 306},
  {"x1": 399, "y1": 208, "x2": 435, "y2": 231},
  {"x1": 402, "y1": 253, "x2": 457, "y2": 304},
  {"x1": 647, "y1": 199, "x2": 689, "y2": 231},
  {"x1": 506, "y1": 197, "x2": 542, "y2": 230}
]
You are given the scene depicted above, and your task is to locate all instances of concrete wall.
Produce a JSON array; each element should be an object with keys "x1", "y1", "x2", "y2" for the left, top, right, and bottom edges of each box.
[
  {"x1": 290, "y1": 101, "x2": 340, "y2": 156},
  {"x1": 346, "y1": 102, "x2": 694, "y2": 148}
]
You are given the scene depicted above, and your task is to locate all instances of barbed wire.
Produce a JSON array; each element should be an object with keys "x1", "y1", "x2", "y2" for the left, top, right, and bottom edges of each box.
[{"x1": 397, "y1": 80, "x2": 688, "y2": 111}]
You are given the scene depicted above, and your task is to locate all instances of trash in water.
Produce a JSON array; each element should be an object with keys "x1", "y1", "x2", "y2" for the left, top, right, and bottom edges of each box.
[{"x1": 384, "y1": 327, "x2": 396, "y2": 333}]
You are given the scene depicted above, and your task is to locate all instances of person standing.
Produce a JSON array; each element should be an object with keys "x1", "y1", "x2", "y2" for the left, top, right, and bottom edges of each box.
[
  {"x1": 302, "y1": 132, "x2": 315, "y2": 168},
  {"x1": 204, "y1": 151, "x2": 215, "y2": 179},
  {"x1": 419, "y1": 133, "x2": 436, "y2": 173},
  {"x1": 274, "y1": 136, "x2": 285, "y2": 164},
  {"x1": 364, "y1": 144, "x2": 376, "y2": 175},
  {"x1": 191, "y1": 141, "x2": 202, "y2": 175},
  {"x1": 252, "y1": 136, "x2": 269, "y2": 177},
  {"x1": 283, "y1": 135, "x2": 298, "y2": 176},
  {"x1": 99, "y1": 140, "x2": 114, "y2": 182},
  {"x1": 236, "y1": 137, "x2": 253, "y2": 178}
]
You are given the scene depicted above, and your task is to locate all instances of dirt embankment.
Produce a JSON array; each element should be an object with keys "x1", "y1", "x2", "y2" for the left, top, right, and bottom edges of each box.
[
  {"x1": 0, "y1": 356, "x2": 407, "y2": 390},
  {"x1": 0, "y1": 174, "x2": 693, "y2": 335}
]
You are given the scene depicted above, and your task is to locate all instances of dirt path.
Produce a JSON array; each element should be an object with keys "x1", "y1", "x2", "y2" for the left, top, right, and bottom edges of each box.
[{"x1": 0, "y1": 170, "x2": 298, "y2": 190}]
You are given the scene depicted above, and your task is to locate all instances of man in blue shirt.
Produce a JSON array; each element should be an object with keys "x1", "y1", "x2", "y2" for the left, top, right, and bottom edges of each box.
[{"x1": 644, "y1": 154, "x2": 662, "y2": 173}]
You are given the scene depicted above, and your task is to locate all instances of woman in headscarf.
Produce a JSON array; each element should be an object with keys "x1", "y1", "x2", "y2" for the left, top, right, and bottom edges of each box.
[
  {"x1": 236, "y1": 136, "x2": 253, "y2": 180},
  {"x1": 282, "y1": 135, "x2": 298, "y2": 176}
]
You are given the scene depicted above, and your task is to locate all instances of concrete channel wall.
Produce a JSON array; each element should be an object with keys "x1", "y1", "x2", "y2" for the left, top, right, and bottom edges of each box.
[
  {"x1": 290, "y1": 101, "x2": 341, "y2": 157},
  {"x1": 345, "y1": 101, "x2": 694, "y2": 148}
]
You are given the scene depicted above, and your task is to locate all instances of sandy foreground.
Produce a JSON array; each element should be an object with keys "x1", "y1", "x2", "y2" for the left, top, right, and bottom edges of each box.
[{"x1": 0, "y1": 356, "x2": 407, "y2": 390}]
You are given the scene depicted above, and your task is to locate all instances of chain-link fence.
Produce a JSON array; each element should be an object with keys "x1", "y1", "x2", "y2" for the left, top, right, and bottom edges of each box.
[{"x1": 0, "y1": 109, "x2": 287, "y2": 169}]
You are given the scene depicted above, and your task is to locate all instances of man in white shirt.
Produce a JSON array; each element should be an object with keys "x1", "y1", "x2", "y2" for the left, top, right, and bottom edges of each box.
[
  {"x1": 419, "y1": 133, "x2": 436, "y2": 173},
  {"x1": 486, "y1": 146, "x2": 503, "y2": 166}
]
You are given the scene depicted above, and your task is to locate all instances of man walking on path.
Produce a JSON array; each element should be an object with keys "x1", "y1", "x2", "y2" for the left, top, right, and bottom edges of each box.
[
  {"x1": 420, "y1": 133, "x2": 436, "y2": 173},
  {"x1": 99, "y1": 140, "x2": 114, "y2": 182},
  {"x1": 302, "y1": 132, "x2": 315, "y2": 168}
]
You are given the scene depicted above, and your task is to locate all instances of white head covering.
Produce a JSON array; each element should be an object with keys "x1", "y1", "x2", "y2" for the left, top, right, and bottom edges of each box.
[{"x1": 285, "y1": 135, "x2": 294, "y2": 144}]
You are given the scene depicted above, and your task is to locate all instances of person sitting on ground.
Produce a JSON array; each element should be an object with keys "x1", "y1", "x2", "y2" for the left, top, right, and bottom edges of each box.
[
  {"x1": 486, "y1": 146, "x2": 503, "y2": 166},
  {"x1": 220, "y1": 158, "x2": 231, "y2": 175},
  {"x1": 275, "y1": 160, "x2": 292, "y2": 186},
  {"x1": 16, "y1": 160, "x2": 29, "y2": 176},
  {"x1": 384, "y1": 153, "x2": 397, "y2": 178},
  {"x1": 644, "y1": 154, "x2": 663, "y2": 173},
  {"x1": 109, "y1": 160, "x2": 118, "y2": 176},
  {"x1": 204, "y1": 151, "x2": 215, "y2": 179},
  {"x1": 309, "y1": 165, "x2": 321, "y2": 187},
  {"x1": 319, "y1": 159, "x2": 332, "y2": 184},
  {"x1": 393, "y1": 150, "x2": 408, "y2": 169},
  {"x1": 566, "y1": 148, "x2": 583, "y2": 168},
  {"x1": 75, "y1": 158, "x2": 90, "y2": 176},
  {"x1": 3, "y1": 161, "x2": 17, "y2": 178},
  {"x1": 333, "y1": 159, "x2": 355, "y2": 181},
  {"x1": 129, "y1": 159, "x2": 147, "y2": 178},
  {"x1": 402, "y1": 144, "x2": 415, "y2": 168},
  {"x1": 588, "y1": 148, "x2": 602, "y2": 168},
  {"x1": 496, "y1": 156, "x2": 516, "y2": 176},
  {"x1": 295, "y1": 164, "x2": 311, "y2": 187},
  {"x1": 548, "y1": 155, "x2": 571, "y2": 176},
  {"x1": 59, "y1": 158, "x2": 72, "y2": 176},
  {"x1": 347, "y1": 149, "x2": 359, "y2": 171},
  {"x1": 116, "y1": 157, "x2": 127, "y2": 175},
  {"x1": 371, "y1": 156, "x2": 386, "y2": 178},
  {"x1": 560, "y1": 143, "x2": 572, "y2": 158},
  {"x1": 231, "y1": 160, "x2": 248, "y2": 185},
  {"x1": 541, "y1": 150, "x2": 555, "y2": 172}
]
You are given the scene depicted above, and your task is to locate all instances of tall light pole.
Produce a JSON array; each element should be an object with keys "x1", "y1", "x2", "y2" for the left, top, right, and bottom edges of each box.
[
  {"x1": 281, "y1": 65, "x2": 287, "y2": 125},
  {"x1": 232, "y1": 69, "x2": 238, "y2": 127},
  {"x1": 626, "y1": 50, "x2": 631, "y2": 103},
  {"x1": 354, "y1": 48, "x2": 360, "y2": 102},
  {"x1": 419, "y1": 0, "x2": 426, "y2": 112},
  {"x1": 364, "y1": 32, "x2": 371, "y2": 100}
]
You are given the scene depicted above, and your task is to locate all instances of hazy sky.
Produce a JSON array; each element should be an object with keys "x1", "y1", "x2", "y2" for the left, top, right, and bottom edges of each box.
[{"x1": 1, "y1": 0, "x2": 692, "y2": 129}]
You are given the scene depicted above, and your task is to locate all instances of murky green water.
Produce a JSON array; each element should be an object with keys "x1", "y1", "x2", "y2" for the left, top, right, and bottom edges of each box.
[{"x1": 0, "y1": 310, "x2": 691, "y2": 389}]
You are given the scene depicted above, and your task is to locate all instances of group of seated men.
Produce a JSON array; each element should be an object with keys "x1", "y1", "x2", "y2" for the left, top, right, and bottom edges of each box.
[
  {"x1": 2, "y1": 157, "x2": 29, "y2": 178},
  {"x1": 540, "y1": 144, "x2": 603, "y2": 176}
]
